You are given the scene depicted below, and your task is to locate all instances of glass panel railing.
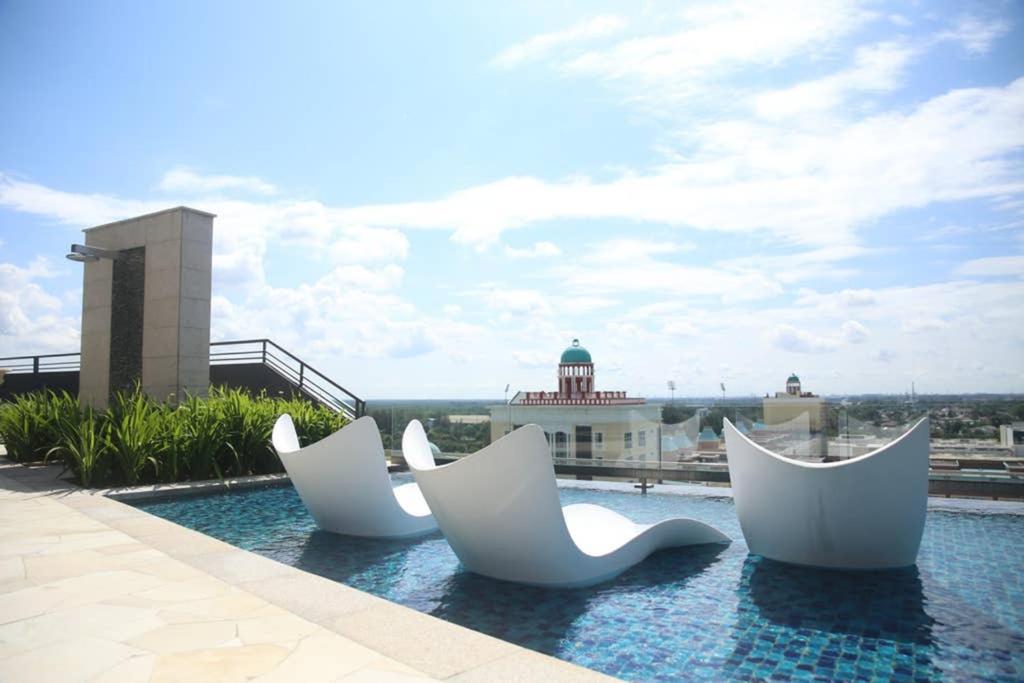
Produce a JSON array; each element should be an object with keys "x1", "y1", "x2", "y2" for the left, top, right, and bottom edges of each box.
[
  {"x1": 829, "y1": 408, "x2": 926, "y2": 460},
  {"x1": 367, "y1": 400, "x2": 935, "y2": 477}
]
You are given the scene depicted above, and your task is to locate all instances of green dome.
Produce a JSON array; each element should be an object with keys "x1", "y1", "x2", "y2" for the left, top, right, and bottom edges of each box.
[
  {"x1": 787, "y1": 373, "x2": 800, "y2": 384},
  {"x1": 560, "y1": 338, "x2": 592, "y2": 364}
]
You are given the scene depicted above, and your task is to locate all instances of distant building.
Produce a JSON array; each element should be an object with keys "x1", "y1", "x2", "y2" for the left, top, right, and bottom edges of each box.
[
  {"x1": 489, "y1": 339, "x2": 662, "y2": 462},
  {"x1": 762, "y1": 373, "x2": 828, "y2": 457},
  {"x1": 763, "y1": 374, "x2": 827, "y2": 432},
  {"x1": 1000, "y1": 422, "x2": 1024, "y2": 457}
]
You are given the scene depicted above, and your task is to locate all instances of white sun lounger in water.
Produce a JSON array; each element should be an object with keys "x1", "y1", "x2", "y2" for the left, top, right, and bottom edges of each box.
[
  {"x1": 272, "y1": 414, "x2": 437, "y2": 538},
  {"x1": 403, "y1": 420, "x2": 729, "y2": 587},
  {"x1": 723, "y1": 417, "x2": 929, "y2": 569}
]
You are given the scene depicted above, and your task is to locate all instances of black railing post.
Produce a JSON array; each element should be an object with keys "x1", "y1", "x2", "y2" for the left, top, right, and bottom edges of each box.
[
  {"x1": 298, "y1": 362, "x2": 305, "y2": 389},
  {"x1": 33, "y1": 356, "x2": 39, "y2": 374},
  {"x1": 261, "y1": 340, "x2": 267, "y2": 364}
]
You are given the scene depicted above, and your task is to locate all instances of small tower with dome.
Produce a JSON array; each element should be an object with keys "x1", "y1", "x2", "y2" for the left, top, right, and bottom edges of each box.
[
  {"x1": 786, "y1": 373, "x2": 801, "y2": 396},
  {"x1": 558, "y1": 339, "x2": 595, "y2": 397}
]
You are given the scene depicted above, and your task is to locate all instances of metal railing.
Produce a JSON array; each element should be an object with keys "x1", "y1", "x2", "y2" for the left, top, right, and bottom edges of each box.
[
  {"x1": 0, "y1": 352, "x2": 81, "y2": 374},
  {"x1": 0, "y1": 339, "x2": 365, "y2": 418},
  {"x1": 209, "y1": 339, "x2": 365, "y2": 418}
]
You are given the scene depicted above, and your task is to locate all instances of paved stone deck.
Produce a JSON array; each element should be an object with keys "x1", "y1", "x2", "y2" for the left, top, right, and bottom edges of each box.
[{"x1": 0, "y1": 462, "x2": 615, "y2": 682}]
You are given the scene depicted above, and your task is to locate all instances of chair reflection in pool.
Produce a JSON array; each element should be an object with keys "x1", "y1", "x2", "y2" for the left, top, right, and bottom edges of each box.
[
  {"x1": 403, "y1": 420, "x2": 729, "y2": 588},
  {"x1": 723, "y1": 417, "x2": 929, "y2": 569},
  {"x1": 271, "y1": 415, "x2": 437, "y2": 538}
]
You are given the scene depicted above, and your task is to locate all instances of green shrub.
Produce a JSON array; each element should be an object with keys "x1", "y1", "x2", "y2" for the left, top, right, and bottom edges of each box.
[
  {"x1": 0, "y1": 386, "x2": 349, "y2": 487},
  {"x1": 105, "y1": 388, "x2": 164, "y2": 485},
  {"x1": 212, "y1": 387, "x2": 276, "y2": 476},
  {"x1": 0, "y1": 390, "x2": 78, "y2": 462},
  {"x1": 46, "y1": 405, "x2": 110, "y2": 488}
]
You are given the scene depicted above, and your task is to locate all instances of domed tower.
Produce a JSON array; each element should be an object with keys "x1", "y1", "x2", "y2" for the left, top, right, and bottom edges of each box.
[
  {"x1": 558, "y1": 339, "x2": 594, "y2": 398},
  {"x1": 786, "y1": 373, "x2": 801, "y2": 396}
]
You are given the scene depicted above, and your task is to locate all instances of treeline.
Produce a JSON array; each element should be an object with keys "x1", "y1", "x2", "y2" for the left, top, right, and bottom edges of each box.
[{"x1": 368, "y1": 403, "x2": 491, "y2": 453}]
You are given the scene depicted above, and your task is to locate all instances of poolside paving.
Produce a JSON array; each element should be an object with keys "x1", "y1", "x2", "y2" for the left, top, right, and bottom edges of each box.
[{"x1": 0, "y1": 462, "x2": 616, "y2": 682}]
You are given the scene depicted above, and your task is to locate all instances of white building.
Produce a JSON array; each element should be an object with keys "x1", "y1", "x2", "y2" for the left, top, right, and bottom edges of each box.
[
  {"x1": 762, "y1": 373, "x2": 828, "y2": 458},
  {"x1": 489, "y1": 339, "x2": 662, "y2": 462},
  {"x1": 1000, "y1": 421, "x2": 1024, "y2": 456}
]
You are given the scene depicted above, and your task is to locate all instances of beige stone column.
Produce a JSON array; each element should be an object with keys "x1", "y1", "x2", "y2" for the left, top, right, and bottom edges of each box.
[{"x1": 78, "y1": 207, "x2": 215, "y2": 408}]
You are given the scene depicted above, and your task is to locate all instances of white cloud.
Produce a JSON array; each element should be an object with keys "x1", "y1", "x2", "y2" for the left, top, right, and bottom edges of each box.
[
  {"x1": 0, "y1": 259, "x2": 78, "y2": 354},
  {"x1": 841, "y1": 320, "x2": 869, "y2": 344},
  {"x1": 5, "y1": 76, "x2": 1022, "y2": 259},
  {"x1": 901, "y1": 316, "x2": 950, "y2": 334},
  {"x1": 937, "y1": 15, "x2": 1011, "y2": 55},
  {"x1": 504, "y1": 241, "x2": 561, "y2": 259},
  {"x1": 769, "y1": 324, "x2": 841, "y2": 354},
  {"x1": 158, "y1": 167, "x2": 277, "y2": 196},
  {"x1": 662, "y1": 320, "x2": 698, "y2": 338},
  {"x1": 484, "y1": 288, "x2": 552, "y2": 318},
  {"x1": 491, "y1": 15, "x2": 628, "y2": 69},
  {"x1": 874, "y1": 349, "x2": 897, "y2": 363},
  {"x1": 955, "y1": 255, "x2": 1024, "y2": 277},
  {"x1": 582, "y1": 239, "x2": 693, "y2": 263},
  {"x1": 329, "y1": 226, "x2": 409, "y2": 264},
  {"x1": 324, "y1": 78, "x2": 1024, "y2": 249},
  {"x1": 838, "y1": 289, "x2": 877, "y2": 307},
  {"x1": 564, "y1": 1, "x2": 873, "y2": 91},
  {"x1": 512, "y1": 350, "x2": 553, "y2": 368},
  {"x1": 754, "y1": 40, "x2": 918, "y2": 119}
]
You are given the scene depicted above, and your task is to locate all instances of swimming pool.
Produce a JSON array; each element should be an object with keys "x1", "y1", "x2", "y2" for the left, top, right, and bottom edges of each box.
[{"x1": 134, "y1": 479, "x2": 1024, "y2": 681}]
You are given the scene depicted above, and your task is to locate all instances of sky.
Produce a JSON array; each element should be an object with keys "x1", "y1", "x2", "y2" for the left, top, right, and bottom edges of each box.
[{"x1": 1, "y1": 0, "x2": 1023, "y2": 400}]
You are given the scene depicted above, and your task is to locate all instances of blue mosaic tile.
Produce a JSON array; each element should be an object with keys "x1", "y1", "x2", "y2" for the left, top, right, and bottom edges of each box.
[{"x1": 136, "y1": 478, "x2": 1024, "y2": 681}]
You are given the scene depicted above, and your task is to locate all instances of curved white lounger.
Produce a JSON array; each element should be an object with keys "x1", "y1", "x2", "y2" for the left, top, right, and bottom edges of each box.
[
  {"x1": 272, "y1": 415, "x2": 437, "y2": 538},
  {"x1": 403, "y1": 420, "x2": 729, "y2": 588},
  {"x1": 723, "y1": 417, "x2": 929, "y2": 569}
]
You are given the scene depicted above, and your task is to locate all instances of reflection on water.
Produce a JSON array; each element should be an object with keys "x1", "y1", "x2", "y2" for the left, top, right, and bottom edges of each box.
[
  {"x1": 425, "y1": 544, "x2": 726, "y2": 657},
  {"x1": 723, "y1": 556, "x2": 939, "y2": 680},
  {"x1": 743, "y1": 557, "x2": 933, "y2": 644}
]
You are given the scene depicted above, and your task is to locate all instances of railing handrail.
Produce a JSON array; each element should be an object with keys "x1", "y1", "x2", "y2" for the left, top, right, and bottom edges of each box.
[
  {"x1": 0, "y1": 352, "x2": 81, "y2": 361},
  {"x1": 210, "y1": 338, "x2": 363, "y2": 410},
  {"x1": 2, "y1": 339, "x2": 365, "y2": 418}
]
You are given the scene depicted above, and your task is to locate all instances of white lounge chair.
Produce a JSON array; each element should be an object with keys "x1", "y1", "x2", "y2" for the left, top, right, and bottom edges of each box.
[
  {"x1": 403, "y1": 420, "x2": 729, "y2": 587},
  {"x1": 723, "y1": 417, "x2": 929, "y2": 569},
  {"x1": 272, "y1": 415, "x2": 437, "y2": 538}
]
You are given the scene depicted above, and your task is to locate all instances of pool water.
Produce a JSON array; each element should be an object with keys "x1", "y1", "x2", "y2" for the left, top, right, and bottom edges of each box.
[{"x1": 135, "y1": 480, "x2": 1024, "y2": 681}]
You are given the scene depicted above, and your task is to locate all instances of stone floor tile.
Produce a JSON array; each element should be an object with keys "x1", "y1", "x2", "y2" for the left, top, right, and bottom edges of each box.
[
  {"x1": 23, "y1": 547, "x2": 164, "y2": 582},
  {"x1": 0, "y1": 583, "x2": 74, "y2": 624},
  {"x1": 151, "y1": 589, "x2": 270, "y2": 623},
  {"x1": 130, "y1": 575, "x2": 232, "y2": 603},
  {"x1": 90, "y1": 653, "x2": 156, "y2": 682},
  {"x1": 253, "y1": 633, "x2": 383, "y2": 682},
  {"x1": 236, "y1": 612, "x2": 321, "y2": 645},
  {"x1": 0, "y1": 557, "x2": 25, "y2": 583},
  {"x1": 0, "y1": 635, "x2": 145, "y2": 682},
  {"x1": 127, "y1": 619, "x2": 240, "y2": 654},
  {"x1": 49, "y1": 568, "x2": 167, "y2": 609},
  {"x1": 0, "y1": 602, "x2": 163, "y2": 651},
  {"x1": 149, "y1": 643, "x2": 291, "y2": 683}
]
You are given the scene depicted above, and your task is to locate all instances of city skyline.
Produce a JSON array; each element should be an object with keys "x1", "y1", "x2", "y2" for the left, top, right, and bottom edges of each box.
[{"x1": 1, "y1": 1, "x2": 1023, "y2": 399}]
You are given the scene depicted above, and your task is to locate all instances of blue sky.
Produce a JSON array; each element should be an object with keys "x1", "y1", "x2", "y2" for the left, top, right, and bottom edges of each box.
[{"x1": 1, "y1": 0, "x2": 1022, "y2": 399}]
